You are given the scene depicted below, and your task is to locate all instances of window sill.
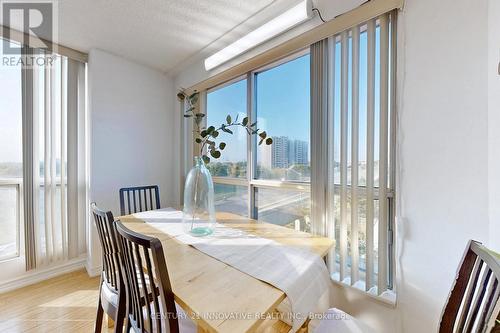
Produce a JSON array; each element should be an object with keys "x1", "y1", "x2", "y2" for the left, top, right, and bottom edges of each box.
[{"x1": 330, "y1": 275, "x2": 397, "y2": 308}]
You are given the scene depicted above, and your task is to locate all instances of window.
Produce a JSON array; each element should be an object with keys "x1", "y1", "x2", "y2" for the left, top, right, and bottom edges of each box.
[
  {"x1": 205, "y1": 53, "x2": 311, "y2": 231},
  {"x1": 0, "y1": 39, "x2": 22, "y2": 260},
  {"x1": 255, "y1": 55, "x2": 310, "y2": 182},
  {"x1": 214, "y1": 184, "x2": 248, "y2": 217},
  {"x1": 206, "y1": 79, "x2": 247, "y2": 178},
  {"x1": 255, "y1": 187, "x2": 311, "y2": 232},
  {"x1": 0, "y1": 37, "x2": 87, "y2": 270},
  {"x1": 199, "y1": 10, "x2": 397, "y2": 297},
  {"x1": 326, "y1": 12, "x2": 396, "y2": 295}
]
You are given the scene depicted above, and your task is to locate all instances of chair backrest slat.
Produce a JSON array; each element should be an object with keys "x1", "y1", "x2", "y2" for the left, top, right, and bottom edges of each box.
[
  {"x1": 115, "y1": 221, "x2": 179, "y2": 333},
  {"x1": 478, "y1": 279, "x2": 499, "y2": 332},
  {"x1": 439, "y1": 240, "x2": 500, "y2": 333},
  {"x1": 91, "y1": 203, "x2": 122, "y2": 293},
  {"x1": 464, "y1": 267, "x2": 492, "y2": 332},
  {"x1": 457, "y1": 258, "x2": 484, "y2": 330},
  {"x1": 120, "y1": 185, "x2": 161, "y2": 216}
]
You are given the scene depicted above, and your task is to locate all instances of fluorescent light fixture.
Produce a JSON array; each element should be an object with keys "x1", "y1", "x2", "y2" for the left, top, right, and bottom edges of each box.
[{"x1": 204, "y1": 0, "x2": 312, "y2": 71}]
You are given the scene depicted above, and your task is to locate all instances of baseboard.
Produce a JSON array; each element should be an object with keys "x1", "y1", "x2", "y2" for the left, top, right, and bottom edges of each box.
[
  {"x1": 85, "y1": 262, "x2": 102, "y2": 277},
  {"x1": 0, "y1": 257, "x2": 87, "y2": 294}
]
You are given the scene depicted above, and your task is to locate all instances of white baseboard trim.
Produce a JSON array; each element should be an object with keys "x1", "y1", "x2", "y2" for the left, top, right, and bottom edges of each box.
[
  {"x1": 0, "y1": 257, "x2": 87, "y2": 294},
  {"x1": 85, "y1": 262, "x2": 102, "y2": 277}
]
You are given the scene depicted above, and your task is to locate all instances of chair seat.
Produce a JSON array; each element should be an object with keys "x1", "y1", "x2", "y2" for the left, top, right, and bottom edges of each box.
[
  {"x1": 175, "y1": 303, "x2": 197, "y2": 333},
  {"x1": 137, "y1": 302, "x2": 196, "y2": 333},
  {"x1": 100, "y1": 281, "x2": 119, "y2": 322},
  {"x1": 101, "y1": 281, "x2": 119, "y2": 307},
  {"x1": 309, "y1": 308, "x2": 376, "y2": 333}
]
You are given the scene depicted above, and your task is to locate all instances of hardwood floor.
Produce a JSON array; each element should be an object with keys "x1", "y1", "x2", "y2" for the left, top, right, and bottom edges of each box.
[
  {"x1": 0, "y1": 269, "x2": 298, "y2": 333},
  {"x1": 0, "y1": 269, "x2": 112, "y2": 333}
]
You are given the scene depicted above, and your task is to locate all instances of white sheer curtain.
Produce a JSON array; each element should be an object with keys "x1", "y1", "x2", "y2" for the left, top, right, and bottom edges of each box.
[{"x1": 23, "y1": 52, "x2": 87, "y2": 269}]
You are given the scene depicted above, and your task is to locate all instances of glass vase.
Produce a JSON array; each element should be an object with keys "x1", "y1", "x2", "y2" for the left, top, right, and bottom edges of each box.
[{"x1": 182, "y1": 156, "x2": 216, "y2": 236}]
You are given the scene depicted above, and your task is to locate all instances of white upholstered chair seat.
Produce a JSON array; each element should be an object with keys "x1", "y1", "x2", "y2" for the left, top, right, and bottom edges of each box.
[
  {"x1": 100, "y1": 281, "x2": 120, "y2": 321},
  {"x1": 309, "y1": 308, "x2": 376, "y2": 333},
  {"x1": 135, "y1": 302, "x2": 196, "y2": 333}
]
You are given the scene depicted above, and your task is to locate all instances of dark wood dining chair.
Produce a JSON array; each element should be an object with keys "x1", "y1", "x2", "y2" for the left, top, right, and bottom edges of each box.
[
  {"x1": 91, "y1": 203, "x2": 126, "y2": 333},
  {"x1": 115, "y1": 220, "x2": 196, "y2": 333},
  {"x1": 439, "y1": 240, "x2": 500, "y2": 332},
  {"x1": 119, "y1": 185, "x2": 161, "y2": 216}
]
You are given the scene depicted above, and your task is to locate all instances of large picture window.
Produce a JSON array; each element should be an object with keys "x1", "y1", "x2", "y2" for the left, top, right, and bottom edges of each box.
[
  {"x1": 199, "y1": 9, "x2": 396, "y2": 298},
  {"x1": 255, "y1": 54, "x2": 310, "y2": 182},
  {"x1": 206, "y1": 53, "x2": 311, "y2": 231}
]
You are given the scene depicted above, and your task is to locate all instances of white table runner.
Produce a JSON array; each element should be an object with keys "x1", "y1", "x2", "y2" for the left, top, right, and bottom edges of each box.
[{"x1": 131, "y1": 208, "x2": 331, "y2": 332}]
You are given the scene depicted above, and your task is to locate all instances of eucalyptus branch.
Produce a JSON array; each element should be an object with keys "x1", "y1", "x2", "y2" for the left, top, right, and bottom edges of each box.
[{"x1": 179, "y1": 90, "x2": 273, "y2": 164}]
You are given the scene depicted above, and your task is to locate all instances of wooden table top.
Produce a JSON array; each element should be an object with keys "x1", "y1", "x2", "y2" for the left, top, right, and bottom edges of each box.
[{"x1": 120, "y1": 210, "x2": 334, "y2": 333}]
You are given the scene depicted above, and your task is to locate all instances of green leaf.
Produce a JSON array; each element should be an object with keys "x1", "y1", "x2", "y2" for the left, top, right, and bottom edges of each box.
[
  {"x1": 242, "y1": 117, "x2": 248, "y2": 126},
  {"x1": 222, "y1": 127, "x2": 233, "y2": 134},
  {"x1": 258, "y1": 138, "x2": 264, "y2": 145},
  {"x1": 259, "y1": 131, "x2": 267, "y2": 139},
  {"x1": 195, "y1": 113, "x2": 205, "y2": 118},
  {"x1": 219, "y1": 142, "x2": 226, "y2": 150},
  {"x1": 212, "y1": 130, "x2": 219, "y2": 138},
  {"x1": 226, "y1": 115, "x2": 232, "y2": 124},
  {"x1": 207, "y1": 126, "x2": 215, "y2": 133},
  {"x1": 195, "y1": 138, "x2": 202, "y2": 144},
  {"x1": 183, "y1": 114, "x2": 192, "y2": 118},
  {"x1": 265, "y1": 137, "x2": 273, "y2": 145},
  {"x1": 210, "y1": 150, "x2": 221, "y2": 159},
  {"x1": 200, "y1": 130, "x2": 208, "y2": 137},
  {"x1": 202, "y1": 155, "x2": 210, "y2": 164},
  {"x1": 251, "y1": 121, "x2": 257, "y2": 127}
]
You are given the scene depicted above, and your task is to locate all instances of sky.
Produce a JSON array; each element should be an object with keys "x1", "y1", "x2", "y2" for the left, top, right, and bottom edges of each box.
[
  {"x1": 207, "y1": 54, "x2": 311, "y2": 163},
  {"x1": 206, "y1": 27, "x2": 384, "y2": 165}
]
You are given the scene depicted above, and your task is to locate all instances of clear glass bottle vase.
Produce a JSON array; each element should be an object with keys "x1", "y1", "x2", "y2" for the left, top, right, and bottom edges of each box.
[{"x1": 182, "y1": 156, "x2": 216, "y2": 236}]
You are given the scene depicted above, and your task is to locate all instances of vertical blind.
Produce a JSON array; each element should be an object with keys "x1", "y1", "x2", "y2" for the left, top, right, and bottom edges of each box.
[
  {"x1": 311, "y1": 10, "x2": 396, "y2": 295},
  {"x1": 22, "y1": 51, "x2": 87, "y2": 269}
]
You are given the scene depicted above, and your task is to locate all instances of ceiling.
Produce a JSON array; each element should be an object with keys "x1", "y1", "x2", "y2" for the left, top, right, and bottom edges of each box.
[{"x1": 2, "y1": 0, "x2": 288, "y2": 72}]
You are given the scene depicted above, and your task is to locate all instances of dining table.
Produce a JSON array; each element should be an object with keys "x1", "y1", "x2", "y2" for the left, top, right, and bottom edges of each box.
[{"x1": 119, "y1": 209, "x2": 334, "y2": 333}]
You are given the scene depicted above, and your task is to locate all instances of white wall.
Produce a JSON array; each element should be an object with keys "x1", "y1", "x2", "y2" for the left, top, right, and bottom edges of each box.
[
  {"x1": 87, "y1": 49, "x2": 176, "y2": 273},
  {"x1": 396, "y1": 0, "x2": 489, "y2": 332},
  {"x1": 488, "y1": 0, "x2": 500, "y2": 252},
  {"x1": 172, "y1": 0, "x2": 497, "y2": 332}
]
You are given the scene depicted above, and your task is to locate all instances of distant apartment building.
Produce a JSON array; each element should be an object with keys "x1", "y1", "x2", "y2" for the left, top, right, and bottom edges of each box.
[
  {"x1": 288, "y1": 139, "x2": 308, "y2": 166},
  {"x1": 272, "y1": 136, "x2": 289, "y2": 168},
  {"x1": 259, "y1": 136, "x2": 309, "y2": 169}
]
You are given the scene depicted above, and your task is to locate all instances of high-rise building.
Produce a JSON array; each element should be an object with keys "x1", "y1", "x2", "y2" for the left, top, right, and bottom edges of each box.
[
  {"x1": 272, "y1": 136, "x2": 289, "y2": 168},
  {"x1": 288, "y1": 139, "x2": 308, "y2": 166},
  {"x1": 260, "y1": 136, "x2": 309, "y2": 169}
]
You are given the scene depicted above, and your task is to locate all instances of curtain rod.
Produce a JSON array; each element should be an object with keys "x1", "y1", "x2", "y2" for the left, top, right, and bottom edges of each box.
[{"x1": 1, "y1": 25, "x2": 88, "y2": 63}]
